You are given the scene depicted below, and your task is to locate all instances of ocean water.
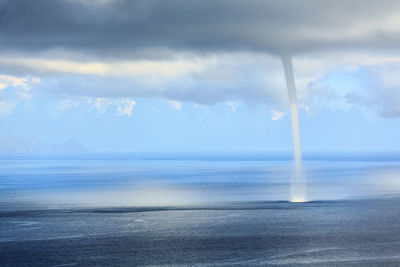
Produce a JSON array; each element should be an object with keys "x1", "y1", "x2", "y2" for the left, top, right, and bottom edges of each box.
[
  {"x1": 1, "y1": 153, "x2": 400, "y2": 266},
  {"x1": 1, "y1": 153, "x2": 400, "y2": 208}
]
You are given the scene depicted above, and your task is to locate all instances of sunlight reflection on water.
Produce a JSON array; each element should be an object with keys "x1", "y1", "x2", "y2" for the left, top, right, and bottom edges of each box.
[{"x1": 1, "y1": 153, "x2": 400, "y2": 208}]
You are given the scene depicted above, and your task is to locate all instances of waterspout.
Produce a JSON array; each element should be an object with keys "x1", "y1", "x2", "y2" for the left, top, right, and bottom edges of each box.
[{"x1": 281, "y1": 53, "x2": 307, "y2": 202}]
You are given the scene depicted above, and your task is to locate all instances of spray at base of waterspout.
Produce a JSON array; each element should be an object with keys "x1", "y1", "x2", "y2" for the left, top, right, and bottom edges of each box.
[
  {"x1": 290, "y1": 197, "x2": 308, "y2": 203},
  {"x1": 290, "y1": 168, "x2": 307, "y2": 202}
]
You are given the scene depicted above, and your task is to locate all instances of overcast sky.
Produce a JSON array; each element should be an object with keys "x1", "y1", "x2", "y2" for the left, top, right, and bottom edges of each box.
[{"x1": 1, "y1": 0, "x2": 400, "y2": 152}]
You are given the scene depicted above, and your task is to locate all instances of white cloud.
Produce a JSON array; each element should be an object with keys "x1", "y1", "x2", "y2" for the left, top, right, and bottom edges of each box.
[
  {"x1": 91, "y1": 97, "x2": 136, "y2": 116},
  {"x1": 19, "y1": 51, "x2": 398, "y2": 110},
  {"x1": 226, "y1": 101, "x2": 239, "y2": 112},
  {"x1": 169, "y1": 100, "x2": 182, "y2": 110},
  {"x1": 0, "y1": 56, "x2": 206, "y2": 78},
  {"x1": 116, "y1": 99, "x2": 136, "y2": 116},
  {"x1": 51, "y1": 97, "x2": 137, "y2": 117},
  {"x1": 93, "y1": 98, "x2": 113, "y2": 114},
  {"x1": 3, "y1": 51, "x2": 400, "y2": 118},
  {"x1": 0, "y1": 75, "x2": 40, "y2": 116},
  {"x1": 336, "y1": 60, "x2": 400, "y2": 118},
  {"x1": 299, "y1": 105, "x2": 314, "y2": 117},
  {"x1": 0, "y1": 75, "x2": 39, "y2": 90},
  {"x1": 271, "y1": 110, "x2": 284, "y2": 121}
]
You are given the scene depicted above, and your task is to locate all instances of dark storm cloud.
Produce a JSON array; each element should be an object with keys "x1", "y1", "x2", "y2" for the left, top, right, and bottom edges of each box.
[
  {"x1": 1, "y1": 0, "x2": 400, "y2": 57},
  {"x1": 2, "y1": 0, "x2": 400, "y2": 118}
]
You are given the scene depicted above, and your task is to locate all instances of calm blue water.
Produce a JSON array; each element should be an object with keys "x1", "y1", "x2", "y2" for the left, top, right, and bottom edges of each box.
[{"x1": 1, "y1": 153, "x2": 400, "y2": 208}]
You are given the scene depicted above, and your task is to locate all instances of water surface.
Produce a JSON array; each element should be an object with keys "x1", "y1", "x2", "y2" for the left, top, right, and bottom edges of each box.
[{"x1": 1, "y1": 153, "x2": 400, "y2": 266}]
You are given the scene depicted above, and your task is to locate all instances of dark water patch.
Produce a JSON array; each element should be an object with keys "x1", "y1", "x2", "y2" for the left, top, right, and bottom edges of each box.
[
  {"x1": 2, "y1": 197, "x2": 397, "y2": 216},
  {"x1": 1, "y1": 197, "x2": 400, "y2": 265}
]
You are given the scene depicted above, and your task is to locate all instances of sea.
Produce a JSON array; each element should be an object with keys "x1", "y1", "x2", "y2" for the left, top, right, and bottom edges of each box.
[{"x1": 1, "y1": 153, "x2": 400, "y2": 266}]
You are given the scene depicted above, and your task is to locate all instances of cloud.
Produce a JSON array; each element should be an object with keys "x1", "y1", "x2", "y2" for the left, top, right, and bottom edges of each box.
[
  {"x1": 92, "y1": 97, "x2": 113, "y2": 114},
  {"x1": 169, "y1": 100, "x2": 181, "y2": 110},
  {"x1": 116, "y1": 99, "x2": 136, "y2": 116},
  {"x1": 0, "y1": 56, "x2": 206, "y2": 77},
  {"x1": 1, "y1": 0, "x2": 400, "y2": 57},
  {"x1": 25, "y1": 53, "x2": 289, "y2": 107},
  {"x1": 0, "y1": 74, "x2": 40, "y2": 115},
  {"x1": 3, "y1": 51, "x2": 400, "y2": 118},
  {"x1": 0, "y1": 74, "x2": 38, "y2": 90},
  {"x1": 50, "y1": 97, "x2": 137, "y2": 116},
  {"x1": 5, "y1": 51, "x2": 400, "y2": 118},
  {"x1": 2, "y1": 1, "x2": 400, "y2": 118},
  {"x1": 294, "y1": 52, "x2": 400, "y2": 118},
  {"x1": 345, "y1": 63, "x2": 400, "y2": 118},
  {"x1": 89, "y1": 97, "x2": 136, "y2": 116},
  {"x1": 271, "y1": 110, "x2": 284, "y2": 121},
  {"x1": 226, "y1": 101, "x2": 239, "y2": 112}
]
